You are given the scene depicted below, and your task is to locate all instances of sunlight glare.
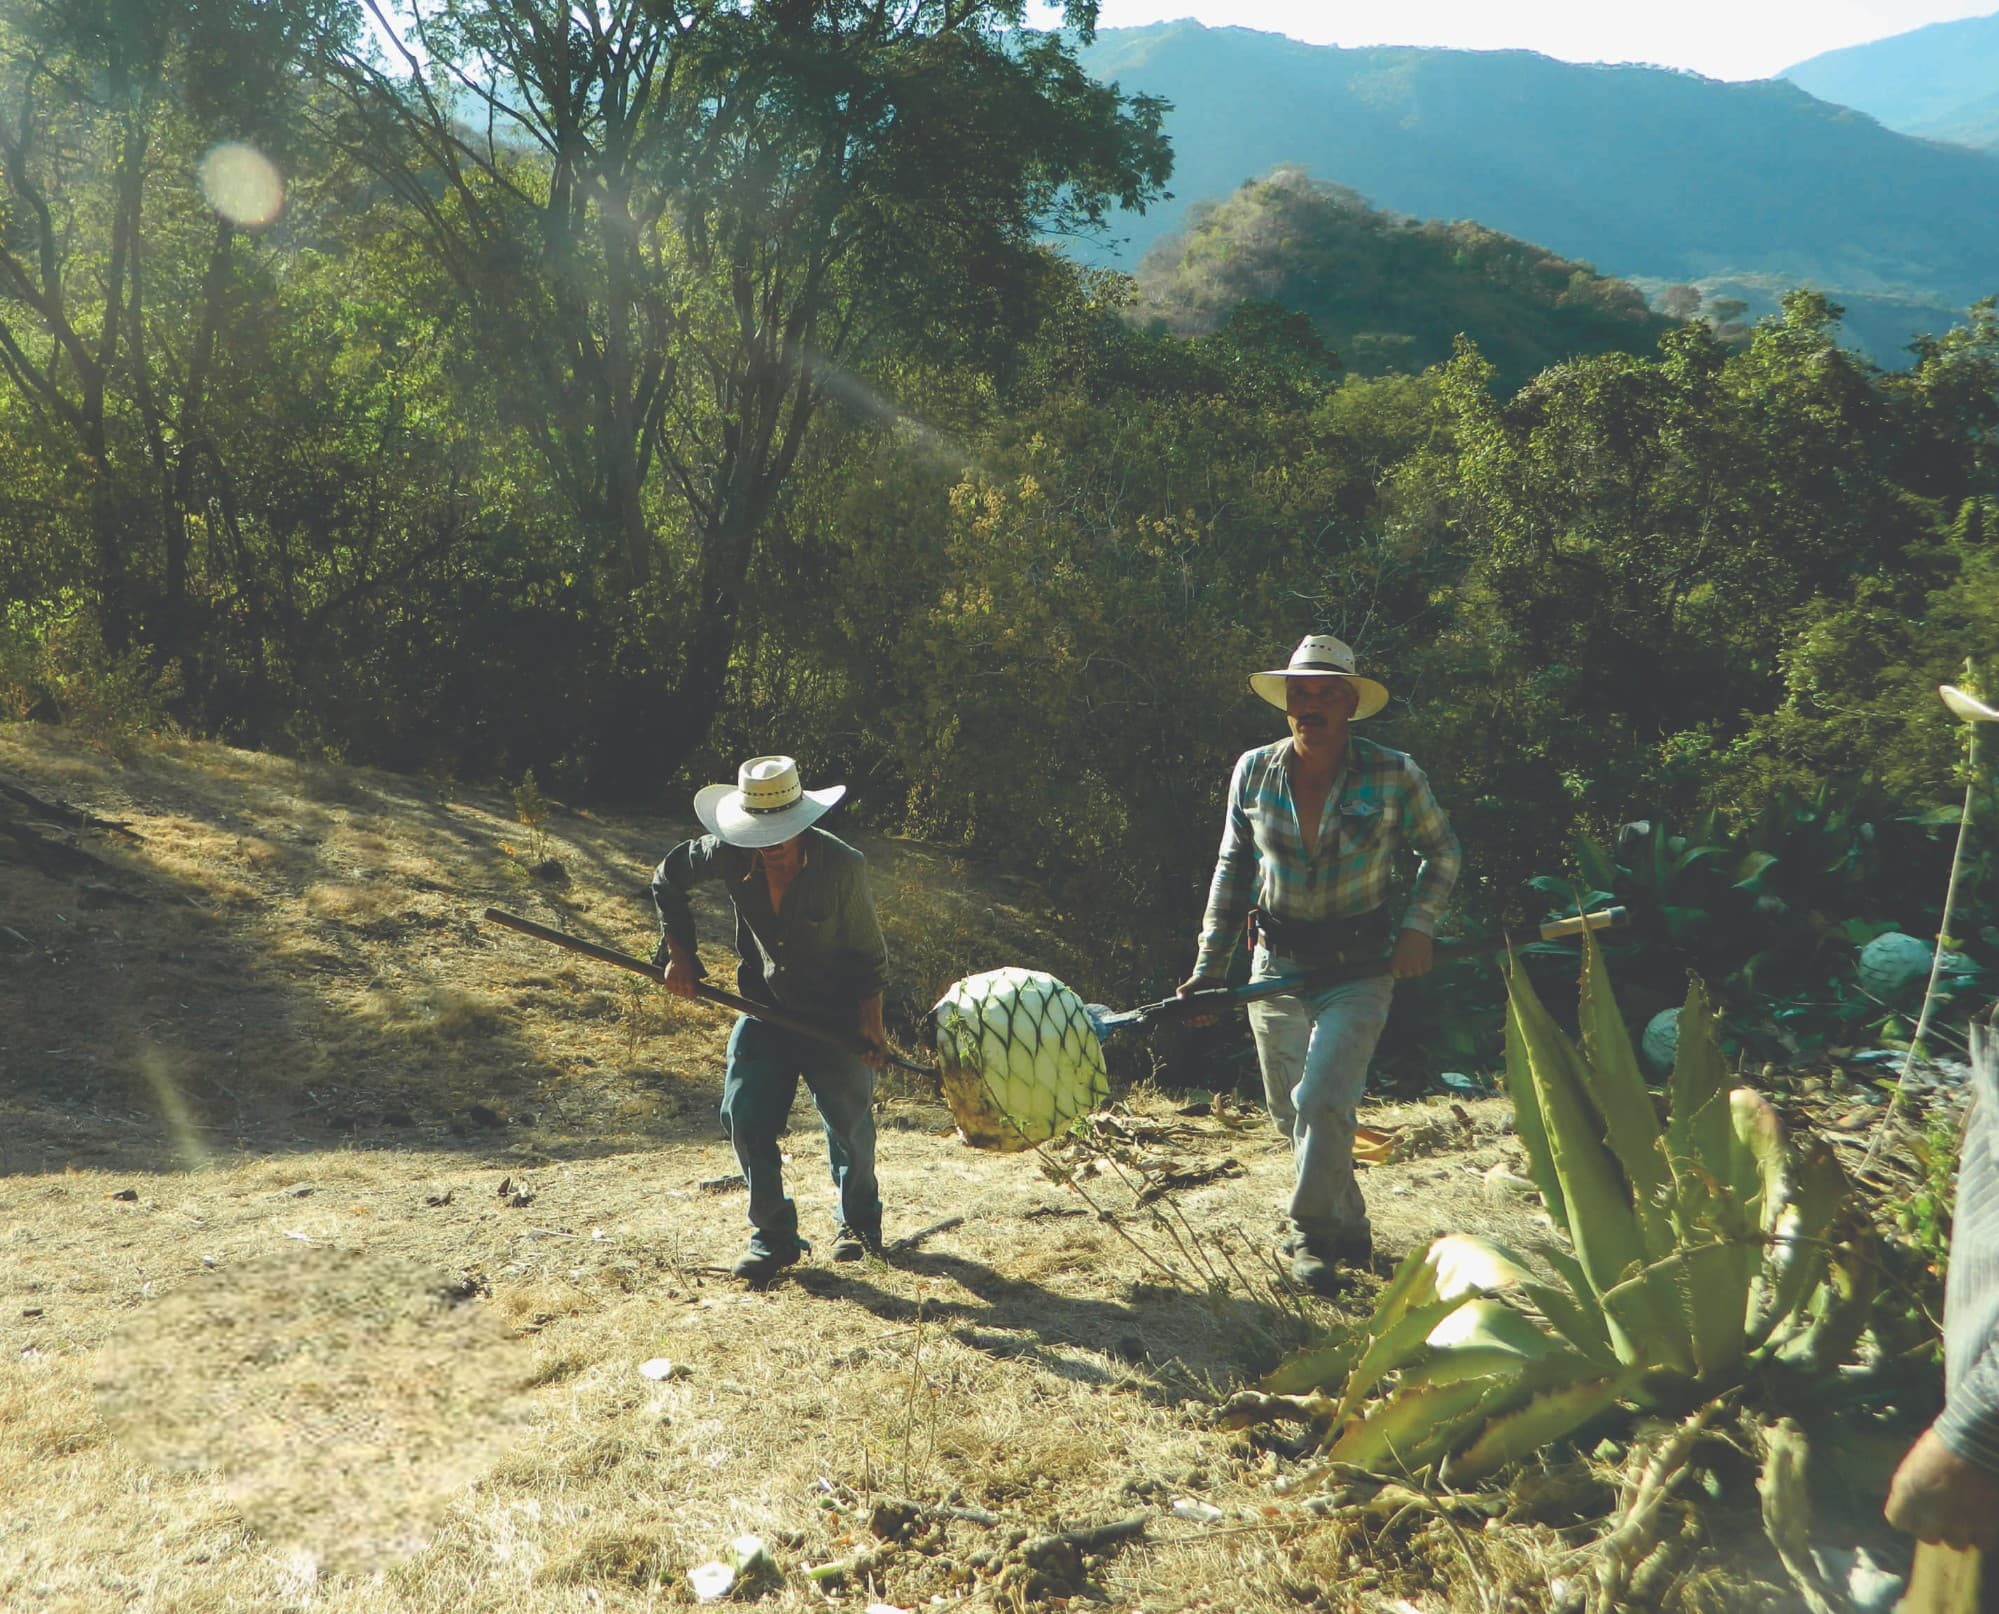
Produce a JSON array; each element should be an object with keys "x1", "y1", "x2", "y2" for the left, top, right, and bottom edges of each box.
[{"x1": 198, "y1": 142, "x2": 286, "y2": 230}]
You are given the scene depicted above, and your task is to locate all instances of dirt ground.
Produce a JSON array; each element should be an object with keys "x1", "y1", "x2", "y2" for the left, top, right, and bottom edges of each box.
[{"x1": 0, "y1": 723, "x2": 1929, "y2": 1613}]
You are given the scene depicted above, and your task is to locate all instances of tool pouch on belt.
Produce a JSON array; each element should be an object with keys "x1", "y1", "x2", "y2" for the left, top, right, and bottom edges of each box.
[{"x1": 1247, "y1": 905, "x2": 1393, "y2": 966}]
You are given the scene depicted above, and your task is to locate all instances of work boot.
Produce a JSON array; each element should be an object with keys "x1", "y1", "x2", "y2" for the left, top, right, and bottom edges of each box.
[
  {"x1": 830, "y1": 1223, "x2": 884, "y2": 1262},
  {"x1": 1281, "y1": 1229, "x2": 1373, "y2": 1296},
  {"x1": 732, "y1": 1243, "x2": 803, "y2": 1286},
  {"x1": 1279, "y1": 1227, "x2": 1373, "y2": 1263}
]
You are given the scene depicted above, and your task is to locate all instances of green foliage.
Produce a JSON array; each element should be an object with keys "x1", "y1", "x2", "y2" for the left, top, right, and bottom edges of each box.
[
  {"x1": 1894, "y1": 1109, "x2": 1960, "y2": 1282},
  {"x1": 312, "y1": 0, "x2": 1172, "y2": 787},
  {"x1": 0, "y1": 601, "x2": 182, "y2": 745},
  {"x1": 511, "y1": 769, "x2": 552, "y2": 866},
  {"x1": 5, "y1": 0, "x2": 1999, "y2": 1090},
  {"x1": 1531, "y1": 784, "x2": 1991, "y2": 1060}
]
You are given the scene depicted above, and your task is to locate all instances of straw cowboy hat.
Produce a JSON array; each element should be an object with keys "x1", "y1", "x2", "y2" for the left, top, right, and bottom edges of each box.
[
  {"x1": 1249, "y1": 634, "x2": 1390, "y2": 720},
  {"x1": 694, "y1": 756, "x2": 845, "y2": 849}
]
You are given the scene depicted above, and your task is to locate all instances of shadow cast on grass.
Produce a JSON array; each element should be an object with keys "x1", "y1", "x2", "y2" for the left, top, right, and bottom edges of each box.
[{"x1": 790, "y1": 1245, "x2": 1309, "y2": 1394}]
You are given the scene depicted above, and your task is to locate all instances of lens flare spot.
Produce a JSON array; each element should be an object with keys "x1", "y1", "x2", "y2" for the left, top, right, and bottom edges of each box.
[{"x1": 198, "y1": 142, "x2": 285, "y2": 229}]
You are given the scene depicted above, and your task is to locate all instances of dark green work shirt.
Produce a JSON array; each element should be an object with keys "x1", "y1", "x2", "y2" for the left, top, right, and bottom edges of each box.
[{"x1": 650, "y1": 827, "x2": 889, "y2": 1021}]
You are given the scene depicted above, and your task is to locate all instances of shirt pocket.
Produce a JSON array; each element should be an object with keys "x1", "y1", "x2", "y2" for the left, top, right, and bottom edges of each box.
[
  {"x1": 1336, "y1": 801, "x2": 1387, "y2": 857},
  {"x1": 782, "y1": 909, "x2": 838, "y2": 960}
]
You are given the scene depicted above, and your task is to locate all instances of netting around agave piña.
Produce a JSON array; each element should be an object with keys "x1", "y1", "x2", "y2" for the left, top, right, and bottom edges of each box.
[{"x1": 929, "y1": 967, "x2": 1111, "y2": 1152}]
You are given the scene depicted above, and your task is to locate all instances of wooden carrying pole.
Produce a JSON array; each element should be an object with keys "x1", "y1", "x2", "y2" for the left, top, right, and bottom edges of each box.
[
  {"x1": 1092, "y1": 906, "x2": 1629, "y2": 1034},
  {"x1": 482, "y1": 908, "x2": 935, "y2": 1077}
]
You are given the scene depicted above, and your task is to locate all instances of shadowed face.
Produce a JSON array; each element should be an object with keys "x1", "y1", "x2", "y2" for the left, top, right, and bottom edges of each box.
[
  {"x1": 757, "y1": 834, "x2": 804, "y2": 879},
  {"x1": 1285, "y1": 675, "x2": 1357, "y2": 759}
]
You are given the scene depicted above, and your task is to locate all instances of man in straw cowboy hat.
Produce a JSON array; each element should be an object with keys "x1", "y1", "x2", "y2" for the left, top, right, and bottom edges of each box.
[
  {"x1": 652, "y1": 756, "x2": 891, "y2": 1285},
  {"x1": 1179, "y1": 635, "x2": 1461, "y2": 1295}
]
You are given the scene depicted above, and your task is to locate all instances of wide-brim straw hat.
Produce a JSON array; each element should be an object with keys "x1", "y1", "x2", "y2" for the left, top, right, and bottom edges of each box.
[
  {"x1": 1249, "y1": 634, "x2": 1390, "y2": 720},
  {"x1": 694, "y1": 755, "x2": 845, "y2": 849}
]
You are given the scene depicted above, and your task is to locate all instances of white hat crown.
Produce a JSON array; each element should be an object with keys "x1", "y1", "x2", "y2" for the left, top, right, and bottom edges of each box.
[
  {"x1": 1286, "y1": 635, "x2": 1357, "y2": 676},
  {"x1": 737, "y1": 756, "x2": 805, "y2": 814}
]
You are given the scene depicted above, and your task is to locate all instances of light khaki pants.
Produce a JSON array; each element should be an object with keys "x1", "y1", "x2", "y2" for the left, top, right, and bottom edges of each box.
[{"x1": 1245, "y1": 948, "x2": 1394, "y2": 1247}]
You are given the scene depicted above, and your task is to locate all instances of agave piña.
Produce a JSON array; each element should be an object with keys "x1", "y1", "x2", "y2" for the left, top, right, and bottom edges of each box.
[{"x1": 930, "y1": 967, "x2": 1111, "y2": 1151}]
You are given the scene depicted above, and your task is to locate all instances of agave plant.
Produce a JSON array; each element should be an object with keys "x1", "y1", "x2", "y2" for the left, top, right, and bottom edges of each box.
[{"x1": 1250, "y1": 932, "x2": 1874, "y2": 1487}]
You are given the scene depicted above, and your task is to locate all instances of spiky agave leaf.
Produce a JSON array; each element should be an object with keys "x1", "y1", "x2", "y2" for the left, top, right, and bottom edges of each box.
[
  {"x1": 1329, "y1": 1239, "x2": 1539, "y2": 1419},
  {"x1": 1753, "y1": 1137, "x2": 1855, "y2": 1358},
  {"x1": 1666, "y1": 977, "x2": 1732, "y2": 1174},
  {"x1": 1777, "y1": 1233, "x2": 1877, "y2": 1374},
  {"x1": 930, "y1": 968, "x2": 1110, "y2": 1151},
  {"x1": 1504, "y1": 962, "x2": 1694, "y2": 1374},
  {"x1": 1267, "y1": 947, "x2": 1864, "y2": 1495},
  {"x1": 1655, "y1": 988, "x2": 1761, "y2": 1381},
  {"x1": 1261, "y1": 1244, "x2": 1442, "y2": 1397},
  {"x1": 1443, "y1": 1361, "x2": 1646, "y2": 1483},
  {"x1": 1577, "y1": 929, "x2": 1675, "y2": 1264},
  {"x1": 1504, "y1": 963, "x2": 1568, "y2": 1227},
  {"x1": 1417, "y1": 1297, "x2": 1571, "y2": 1380},
  {"x1": 1333, "y1": 1351, "x2": 1629, "y2": 1479},
  {"x1": 1525, "y1": 1240, "x2": 1619, "y2": 1364},
  {"x1": 1325, "y1": 1374, "x2": 1509, "y2": 1475}
]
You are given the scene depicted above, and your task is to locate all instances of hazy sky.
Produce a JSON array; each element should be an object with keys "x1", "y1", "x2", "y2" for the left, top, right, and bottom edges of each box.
[{"x1": 1032, "y1": 1, "x2": 1996, "y2": 82}]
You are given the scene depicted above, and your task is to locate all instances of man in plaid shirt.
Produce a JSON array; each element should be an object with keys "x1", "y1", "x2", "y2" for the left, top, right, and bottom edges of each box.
[{"x1": 1179, "y1": 635, "x2": 1461, "y2": 1294}]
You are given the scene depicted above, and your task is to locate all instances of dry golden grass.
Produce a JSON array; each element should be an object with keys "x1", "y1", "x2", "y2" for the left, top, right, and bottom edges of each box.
[{"x1": 0, "y1": 722, "x2": 1835, "y2": 1612}]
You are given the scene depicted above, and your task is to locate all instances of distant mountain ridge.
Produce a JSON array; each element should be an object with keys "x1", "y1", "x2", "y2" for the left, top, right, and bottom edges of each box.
[
  {"x1": 1071, "y1": 23, "x2": 1998, "y2": 362},
  {"x1": 1783, "y1": 12, "x2": 1999, "y2": 152}
]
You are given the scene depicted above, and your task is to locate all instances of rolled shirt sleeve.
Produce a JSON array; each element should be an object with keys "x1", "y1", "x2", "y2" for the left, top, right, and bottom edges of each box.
[
  {"x1": 1191, "y1": 740, "x2": 1462, "y2": 975},
  {"x1": 1397, "y1": 760, "x2": 1463, "y2": 938},
  {"x1": 1194, "y1": 751, "x2": 1260, "y2": 980}
]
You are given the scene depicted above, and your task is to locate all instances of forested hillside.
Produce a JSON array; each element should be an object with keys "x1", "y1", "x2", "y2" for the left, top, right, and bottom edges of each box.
[
  {"x1": 1132, "y1": 168, "x2": 1677, "y2": 391},
  {"x1": 1075, "y1": 22, "x2": 1997, "y2": 362},
  {"x1": 4, "y1": 0, "x2": 1998, "y2": 1059},
  {"x1": 1784, "y1": 10, "x2": 1999, "y2": 152}
]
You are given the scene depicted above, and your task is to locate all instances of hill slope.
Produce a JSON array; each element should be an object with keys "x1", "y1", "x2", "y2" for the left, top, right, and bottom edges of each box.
[
  {"x1": 1132, "y1": 168, "x2": 1678, "y2": 389},
  {"x1": 1073, "y1": 23, "x2": 1994, "y2": 360},
  {"x1": 0, "y1": 720, "x2": 1585, "y2": 1611},
  {"x1": 1783, "y1": 11, "x2": 1999, "y2": 151}
]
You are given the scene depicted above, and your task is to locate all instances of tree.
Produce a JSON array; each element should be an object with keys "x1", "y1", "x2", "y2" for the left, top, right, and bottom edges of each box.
[
  {"x1": 313, "y1": 0, "x2": 1170, "y2": 788},
  {"x1": 0, "y1": 0, "x2": 344, "y2": 678}
]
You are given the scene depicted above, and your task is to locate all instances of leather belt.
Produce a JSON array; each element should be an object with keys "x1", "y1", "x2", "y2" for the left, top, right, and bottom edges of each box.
[{"x1": 1248, "y1": 905, "x2": 1391, "y2": 965}]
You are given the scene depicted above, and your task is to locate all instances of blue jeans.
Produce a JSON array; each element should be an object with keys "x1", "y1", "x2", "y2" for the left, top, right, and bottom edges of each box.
[
  {"x1": 721, "y1": 1015, "x2": 881, "y2": 1259},
  {"x1": 1244, "y1": 948, "x2": 1395, "y2": 1247}
]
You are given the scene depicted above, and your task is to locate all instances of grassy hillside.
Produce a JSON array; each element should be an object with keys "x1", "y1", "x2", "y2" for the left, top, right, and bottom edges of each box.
[
  {"x1": 1134, "y1": 168, "x2": 1678, "y2": 390},
  {"x1": 1071, "y1": 22, "x2": 1999, "y2": 363},
  {"x1": 0, "y1": 722, "x2": 1942, "y2": 1610},
  {"x1": 0, "y1": 721, "x2": 1559, "y2": 1611},
  {"x1": 1783, "y1": 11, "x2": 1999, "y2": 151}
]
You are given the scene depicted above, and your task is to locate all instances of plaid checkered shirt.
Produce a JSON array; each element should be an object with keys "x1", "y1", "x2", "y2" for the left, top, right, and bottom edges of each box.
[{"x1": 1193, "y1": 735, "x2": 1462, "y2": 979}]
